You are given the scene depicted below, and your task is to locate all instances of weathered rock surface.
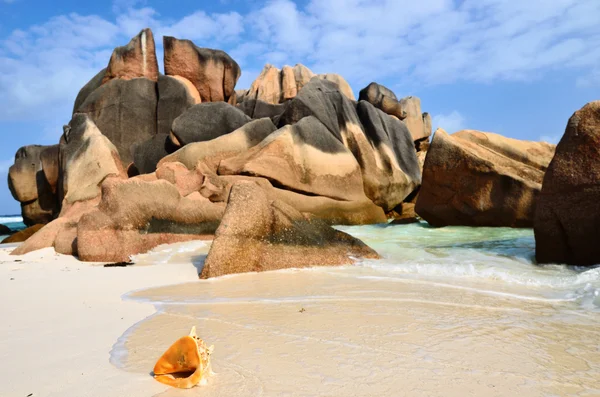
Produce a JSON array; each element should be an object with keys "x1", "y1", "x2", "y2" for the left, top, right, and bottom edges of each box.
[
  {"x1": 278, "y1": 78, "x2": 421, "y2": 211},
  {"x1": 219, "y1": 116, "x2": 368, "y2": 201},
  {"x1": 400, "y1": 96, "x2": 429, "y2": 141},
  {"x1": 163, "y1": 36, "x2": 240, "y2": 104},
  {"x1": 359, "y1": 82, "x2": 406, "y2": 120},
  {"x1": 241, "y1": 64, "x2": 315, "y2": 105},
  {"x1": 11, "y1": 200, "x2": 97, "y2": 256},
  {"x1": 535, "y1": 101, "x2": 600, "y2": 266},
  {"x1": 132, "y1": 133, "x2": 181, "y2": 175},
  {"x1": 8, "y1": 145, "x2": 59, "y2": 226},
  {"x1": 416, "y1": 129, "x2": 555, "y2": 227},
  {"x1": 197, "y1": 169, "x2": 385, "y2": 225},
  {"x1": 170, "y1": 102, "x2": 251, "y2": 146},
  {"x1": 200, "y1": 182, "x2": 380, "y2": 278},
  {"x1": 77, "y1": 174, "x2": 225, "y2": 262},
  {"x1": 237, "y1": 98, "x2": 289, "y2": 120},
  {"x1": 59, "y1": 114, "x2": 126, "y2": 205},
  {"x1": 2, "y1": 224, "x2": 44, "y2": 244},
  {"x1": 157, "y1": 74, "x2": 201, "y2": 136},
  {"x1": 160, "y1": 118, "x2": 277, "y2": 171},
  {"x1": 102, "y1": 28, "x2": 159, "y2": 84},
  {"x1": 317, "y1": 74, "x2": 355, "y2": 100},
  {"x1": 76, "y1": 77, "x2": 157, "y2": 165}
]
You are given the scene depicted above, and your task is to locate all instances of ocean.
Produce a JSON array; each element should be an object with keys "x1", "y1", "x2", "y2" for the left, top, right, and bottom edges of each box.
[{"x1": 0, "y1": 215, "x2": 26, "y2": 240}]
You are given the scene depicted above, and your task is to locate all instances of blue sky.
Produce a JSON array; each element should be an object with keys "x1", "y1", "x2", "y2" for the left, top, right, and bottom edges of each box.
[{"x1": 0, "y1": 0, "x2": 599, "y2": 214}]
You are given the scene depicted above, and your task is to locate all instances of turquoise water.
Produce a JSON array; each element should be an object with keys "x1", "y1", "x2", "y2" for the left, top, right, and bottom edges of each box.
[
  {"x1": 336, "y1": 222, "x2": 600, "y2": 311},
  {"x1": 0, "y1": 215, "x2": 26, "y2": 240}
]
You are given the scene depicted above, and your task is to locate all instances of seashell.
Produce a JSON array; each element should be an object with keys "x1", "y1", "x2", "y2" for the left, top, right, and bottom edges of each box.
[{"x1": 153, "y1": 326, "x2": 214, "y2": 389}]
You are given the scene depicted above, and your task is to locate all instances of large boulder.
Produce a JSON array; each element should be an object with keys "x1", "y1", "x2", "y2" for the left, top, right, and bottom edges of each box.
[
  {"x1": 241, "y1": 64, "x2": 315, "y2": 105},
  {"x1": 163, "y1": 36, "x2": 240, "y2": 104},
  {"x1": 132, "y1": 133, "x2": 180, "y2": 175},
  {"x1": 159, "y1": 118, "x2": 277, "y2": 171},
  {"x1": 358, "y1": 82, "x2": 406, "y2": 120},
  {"x1": 102, "y1": 28, "x2": 159, "y2": 84},
  {"x1": 416, "y1": 129, "x2": 555, "y2": 227},
  {"x1": 356, "y1": 101, "x2": 422, "y2": 208},
  {"x1": 2, "y1": 224, "x2": 44, "y2": 244},
  {"x1": 195, "y1": 169, "x2": 386, "y2": 225},
  {"x1": 170, "y1": 102, "x2": 250, "y2": 146},
  {"x1": 278, "y1": 78, "x2": 420, "y2": 211},
  {"x1": 535, "y1": 101, "x2": 600, "y2": 266},
  {"x1": 200, "y1": 182, "x2": 380, "y2": 278},
  {"x1": 157, "y1": 74, "x2": 201, "y2": 136},
  {"x1": 77, "y1": 175, "x2": 225, "y2": 262},
  {"x1": 59, "y1": 114, "x2": 126, "y2": 205},
  {"x1": 219, "y1": 116, "x2": 368, "y2": 202},
  {"x1": 237, "y1": 98, "x2": 289, "y2": 120},
  {"x1": 317, "y1": 73, "x2": 355, "y2": 100},
  {"x1": 399, "y1": 96, "x2": 429, "y2": 141},
  {"x1": 8, "y1": 145, "x2": 59, "y2": 226},
  {"x1": 75, "y1": 78, "x2": 158, "y2": 165}
]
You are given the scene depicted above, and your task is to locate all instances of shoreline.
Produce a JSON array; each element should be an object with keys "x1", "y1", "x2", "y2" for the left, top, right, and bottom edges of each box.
[{"x1": 1, "y1": 233, "x2": 599, "y2": 397}]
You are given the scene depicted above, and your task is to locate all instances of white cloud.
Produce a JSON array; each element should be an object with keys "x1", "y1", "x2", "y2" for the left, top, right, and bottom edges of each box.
[
  {"x1": 432, "y1": 111, "x2": 466, "y2": 134},
  {"x1": 1, "y1": 0, "x2": 599, "y2": 134}
]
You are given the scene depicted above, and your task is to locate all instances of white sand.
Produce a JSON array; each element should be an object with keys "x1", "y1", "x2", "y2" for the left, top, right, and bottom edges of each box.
[
  {"x1": 2, "y1": 239, "x2": 599, "y2": 397},
  {"x1": 0, "y1": 242, "x2": 206, "y2": 397}
]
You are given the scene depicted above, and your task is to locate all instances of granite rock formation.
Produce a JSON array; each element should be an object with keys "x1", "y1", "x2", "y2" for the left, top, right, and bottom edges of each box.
[
  {"x1": 535, "y1": 101, "x2": 600, "y2": 266},
  {"x1": 416, "y1": 129, "x2": 555, "y2": 227}
]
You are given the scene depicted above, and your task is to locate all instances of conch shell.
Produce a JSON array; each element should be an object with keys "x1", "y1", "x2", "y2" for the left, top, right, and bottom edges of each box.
[{"x1": 153, "y1": 326, "x2": 214, "y2": 389}]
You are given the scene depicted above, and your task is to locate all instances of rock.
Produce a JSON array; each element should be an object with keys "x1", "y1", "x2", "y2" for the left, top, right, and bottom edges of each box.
[
  {"x1": 170, "y1": 102, "x2": 251, "y2": 146},
  {"x1": 2, "y1": 224, "x2": 44, "y2": 244},
  {"x1": 388, "y1": 203, "x2": 419, "y2": 225},
  {"x1": 76, "y1": 77, "x2": 157, "y2": 166},
  {"x1": 399, "y1": 96, "x2": 428, "y2": 141},
  {"x1": 242, "y1": 64, "x2": 316, "y2": 105},
  {"x1": 194, "y1": 170, "x2": 386, "y2": 225},
  {"x1": 318, "y1": 74, "x2": 355, "y2": 100},
  {"x1": 422, "y1": 112, "x2": 432, "y2": 139},
  {"x1": 237, "y1": 98, "x2": 289, "y2": 120},
  {"x1": 40, "y1": 145, "x2": 60, "y2": 194},
  {"x1": 77, "y1": 177, "x2": 225, "y2": 262},
  {"x1": 356, "y1": 101, "x2": 422, "y2": 210},
  {"x1": 358, "y1": 82, "x2": 406, "y2": 120},
  {"x1": 199, "y1": 182, "x2": 380, "y2": 278},
  {"x1": 59, "y1": 114, "x2": 126, "y2": 205},
  {"x1": 416, "y1": 128, "x2": 555, "y2": 227},
  {"x1": 0, "y1": 224, "x2": 11, "y2": 236},
  {"x1": 157, "y1": 74, "x2": 201, "y2": 136},
  {"x1": 535, "y1": 101, "x2": 600, "y2": 266},
  {"x1": 132, "y1": 133, "x2": 180, "y2": 175},
  {"x1": 72, "y1": 68, "x2": 106, "y2": 114},
  {"x1": 279, "y1": 78, "x2": 420, "y2": 211},
  {"x1": 160, "y1": 118, "x2": 277, "y2": 171},
  {"x1": 163, "y1": 36, "x2": 240, "y2": 104},
  {"x1": 10, "y1": 199, "x2": 97, "y2": 255},
  {"x1": 8, "y1": 145, "x2": 58, "y2": 226},
  {"x1": 102, "y1": 28, "x2": 159, "y2": 84},
  {"x1": 219, "y1": 116, "x2": 367, "y2": 201}
]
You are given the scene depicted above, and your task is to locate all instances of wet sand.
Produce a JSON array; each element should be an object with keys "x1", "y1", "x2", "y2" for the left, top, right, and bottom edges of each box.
[{"x1": 123, "y1": 268, "x2": 600, "y2": 397}]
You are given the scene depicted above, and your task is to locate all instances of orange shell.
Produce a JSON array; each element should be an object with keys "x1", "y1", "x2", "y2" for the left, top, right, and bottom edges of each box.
[{"x1": 153, "y1": 327, "x2": 213, "y2": 389}]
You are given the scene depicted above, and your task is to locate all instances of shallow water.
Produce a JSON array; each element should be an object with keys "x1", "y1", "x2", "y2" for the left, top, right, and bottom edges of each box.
[{"x1": 113, "y1": 223, "x2": 600, "y2": 396}]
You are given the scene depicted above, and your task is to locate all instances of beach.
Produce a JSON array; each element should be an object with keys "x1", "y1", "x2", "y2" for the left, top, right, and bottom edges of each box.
[{"x1": 1, "y1": 224, "x2": 599, "y2": 396}]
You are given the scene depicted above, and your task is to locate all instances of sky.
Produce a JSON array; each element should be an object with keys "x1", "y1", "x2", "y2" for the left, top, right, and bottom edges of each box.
[{"x1": 0, "y1": 0, "x2": 599, "y2": 214}]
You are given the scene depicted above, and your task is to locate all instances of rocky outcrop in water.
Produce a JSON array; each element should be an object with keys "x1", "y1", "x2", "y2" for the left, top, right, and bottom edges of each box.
[
  {"x1": 200, "y1": 182, "x2": 380, "y2": 278},
  {"x1": 535, "y1": 101, "x2": 600, "y2": 266},
  {"x1": 416, "y1": 129, "x2": 555, "y2": 227}
]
